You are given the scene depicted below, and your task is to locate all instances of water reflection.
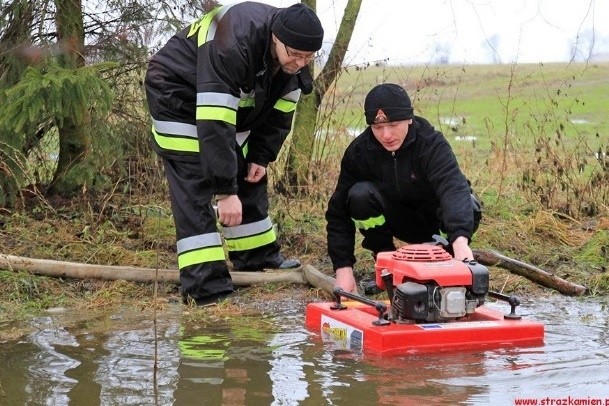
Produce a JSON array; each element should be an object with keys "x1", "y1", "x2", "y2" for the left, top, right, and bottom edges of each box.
[
  {"x1": 176, "y1": 317, "x2": 277, "y2": 405},
  {"x1": 269, "y1": 329, "x2": 309, "y2": 404},
  {"x1": 96, "y1": 323, "x2": 181, "y2": 405},
  {"x1": 0, "y1": 297, "x2": 607, "y2": 405}
]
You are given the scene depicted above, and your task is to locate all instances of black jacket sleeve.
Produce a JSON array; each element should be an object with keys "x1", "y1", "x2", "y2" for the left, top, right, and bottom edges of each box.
[
  {"x1": 419, "y1": 130, "x2": 474, "y2": 243},
  {"x1": 247, "y1": 88, "x2": 301, "y2": 166}
]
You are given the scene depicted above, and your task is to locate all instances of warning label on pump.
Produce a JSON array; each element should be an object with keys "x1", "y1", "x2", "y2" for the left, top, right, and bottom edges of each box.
[
  {"x1": 320, "y1": 315, "x2": 364, "y2": 351},
  {"x1": 420, "y1": 321, "x2": 503, "y2": 329}
]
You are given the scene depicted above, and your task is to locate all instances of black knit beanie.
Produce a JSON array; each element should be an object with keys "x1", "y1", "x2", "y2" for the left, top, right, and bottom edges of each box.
[
  {"x1": 364, "y1": 83, "x2": 414, "y2": 125},
  {"x1": 272, "y1": 3, "x2": 324, "y2": 52}
]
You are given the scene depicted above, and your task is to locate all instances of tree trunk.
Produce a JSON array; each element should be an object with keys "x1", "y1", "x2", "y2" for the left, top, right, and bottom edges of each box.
[
  {"x1": 282, "y1": 0, "x2": 363, "y2": 193},
  {"x1": 282, "y1": 94, "x2": 319, "y2": 194},
  {"x1": 48, "y1": 0, "x2": 91, "y2": 195}
]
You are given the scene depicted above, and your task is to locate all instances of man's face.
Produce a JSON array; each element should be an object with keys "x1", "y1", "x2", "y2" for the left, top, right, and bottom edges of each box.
[
  {"x1": 273, "y1": 35, "x2": 316, "y2": 74},
  {"x1": 370, "y1": 119, "x2": 413, "y2": 151}
]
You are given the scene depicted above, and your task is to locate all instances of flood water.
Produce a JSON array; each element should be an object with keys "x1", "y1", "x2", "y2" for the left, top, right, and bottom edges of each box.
[{"x1": 1, "y1": 295, "x2": 608, "y2": 405}]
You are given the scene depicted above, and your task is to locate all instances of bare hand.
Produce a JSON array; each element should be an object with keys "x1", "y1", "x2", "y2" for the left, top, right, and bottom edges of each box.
[
  {"x1": 452, "y1": 236, "x2": 473, "y2": 262},
  {"x1": 244, "y1": 163, "x2": 266, "y2": 183},
  {"x1": 216, "y1": 195, "x2": 242, "y2": 226},
  {"x1": 334, "y1": 267, "x2": 359, "y2": 294}
]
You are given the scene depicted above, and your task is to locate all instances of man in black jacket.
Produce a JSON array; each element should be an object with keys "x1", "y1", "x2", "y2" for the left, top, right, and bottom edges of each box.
[
  {"x1": 326, "y1": 83, "x2": 481, "y2": 294},
  {"x1": 145, "y1": 2, "x2": 324, "y2": 305}
]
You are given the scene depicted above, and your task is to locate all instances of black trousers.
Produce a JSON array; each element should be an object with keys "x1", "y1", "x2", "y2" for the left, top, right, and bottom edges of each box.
[
  {"x1": 346, "y1": 182, "x2": 441, "y2": 255},
  {"x1": 162, "y1": 151, "x2": 282, "y2": 301}
]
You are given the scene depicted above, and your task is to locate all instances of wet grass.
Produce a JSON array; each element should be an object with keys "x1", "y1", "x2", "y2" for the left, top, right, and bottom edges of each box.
[{"x1": 1, "y1": 161, "x2": 607, "y2": 326}]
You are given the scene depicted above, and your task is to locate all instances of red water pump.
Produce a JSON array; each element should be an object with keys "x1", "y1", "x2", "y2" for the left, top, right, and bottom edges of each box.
[{"x1": 375, "y1": 244, "x2": 489, "y2": 323}]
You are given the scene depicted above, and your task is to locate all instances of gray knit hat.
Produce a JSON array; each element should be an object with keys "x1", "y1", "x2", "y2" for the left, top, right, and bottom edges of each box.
[{"x1": 272, "y1": 3, "x2": 324, "y2": 52}]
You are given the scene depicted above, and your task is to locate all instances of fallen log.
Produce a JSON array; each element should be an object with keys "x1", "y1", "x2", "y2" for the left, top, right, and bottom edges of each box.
[
  {"x1": 472, "y1": 248, "x2": 587, "y2": 296},
  {"x1": 2, "y1": 250, "x2": 585, "y2": 297},
  {"x1": 0, "y1": 254, "x2": 336, "y2": 295}
]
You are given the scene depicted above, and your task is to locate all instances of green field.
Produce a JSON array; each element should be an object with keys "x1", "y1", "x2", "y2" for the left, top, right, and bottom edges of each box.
[
  {"x1": 325, "y1": 62, "x2": 609, "y2": 142},
  {"x1": 311, "y1": 61, "x2": 609, "y2": 220}
]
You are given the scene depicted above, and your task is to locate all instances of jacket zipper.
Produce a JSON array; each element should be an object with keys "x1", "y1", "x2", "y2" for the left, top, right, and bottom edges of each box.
[{"x1": 392, "y1": 151, "x2": 402, "y2": 197}]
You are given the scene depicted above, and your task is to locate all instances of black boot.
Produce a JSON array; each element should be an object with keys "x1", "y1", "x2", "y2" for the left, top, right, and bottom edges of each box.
[
  {"x1": 255, "y1": 253, "x2": 301, "y2": 271},
  {"x1": 235, "y1": 253, "x2": 301, "y2": 272}
]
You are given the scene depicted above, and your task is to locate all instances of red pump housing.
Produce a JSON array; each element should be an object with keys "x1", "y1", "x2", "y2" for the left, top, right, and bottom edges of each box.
[{"x1": 375, "y1": 244, "x2": 473, "y2": 289}]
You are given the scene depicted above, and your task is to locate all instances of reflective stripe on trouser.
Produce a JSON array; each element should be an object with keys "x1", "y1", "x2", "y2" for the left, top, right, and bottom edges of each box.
[
  {"x1": 162, "y1": 158, "x2": 233, "y2": 301},
  {"x1": 347, "y1": 181, "x2": 397, "y2": 254},
  {"x1": 224, "y1": 145, "x2": 282, "y2": 270},
  {"x1": 223, "y1": 217, "x2": 276, "y2": 252}
]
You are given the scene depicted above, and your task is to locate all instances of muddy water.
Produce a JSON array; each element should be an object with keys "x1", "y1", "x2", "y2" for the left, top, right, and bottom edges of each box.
[{"x1": 1, "y1": 296, "x2": 608, "y2": 405}]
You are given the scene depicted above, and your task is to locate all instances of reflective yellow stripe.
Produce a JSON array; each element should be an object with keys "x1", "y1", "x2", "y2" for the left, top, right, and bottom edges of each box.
[
  {"x1": 353, "y1": 214, "x2": 385, "y2": 230},
  {"x1": 241, "y1": 141, "x2": 249, "y2": 158},
  {"x1": 178, "y1": 245, "x2": 226, "y2": 269},
  {"x1": 274, "y1": 98, "x2": 297, "y2": 113},
  {"x1": 225, "y1": 228, "x2": 276, "y2": 252},
  {"x1": 196, "y1": 106, "x2": 237, "y2": 124},
  {"x1": 152, "y1": 128, "x2": 199, "y2": 153},
  {"x1": 187, "y1": 7, "x2": 221, "y2": 46},
  {"x1": 239, "y1": 98, "x2": 255, "y2": 108}
]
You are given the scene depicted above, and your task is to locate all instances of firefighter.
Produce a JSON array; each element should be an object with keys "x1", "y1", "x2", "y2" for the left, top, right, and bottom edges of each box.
[
  {"x1": 325, "y1": 83, "x2": 482, "y2": 294},
  {"x1": 144, "y1": 2, "x2": 324, "y2": 305}
]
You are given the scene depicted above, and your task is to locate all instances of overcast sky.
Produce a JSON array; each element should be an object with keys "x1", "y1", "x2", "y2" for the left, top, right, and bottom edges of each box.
[{"x1": 228, "y1": 0, "x2": 609, "y2": 65}]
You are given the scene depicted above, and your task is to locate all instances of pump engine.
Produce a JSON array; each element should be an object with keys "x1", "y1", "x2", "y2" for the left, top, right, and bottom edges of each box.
[{"x1": 375, "y1": 244, "x2": 489, "y2": 323}]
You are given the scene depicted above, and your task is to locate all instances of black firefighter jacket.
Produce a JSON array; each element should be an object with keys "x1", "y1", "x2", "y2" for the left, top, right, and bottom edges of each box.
[
  {"x1": 325, "y1": 116, "x2": 475, "y2": 270},
  {"x1": 144, "y1": 2, "x2": 314, "y2": 196}
]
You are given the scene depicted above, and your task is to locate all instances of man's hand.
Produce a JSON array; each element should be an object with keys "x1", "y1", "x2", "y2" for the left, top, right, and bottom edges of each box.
[
  {"x1": 334, "y1": 267, "x2": 358, "y2": 294},
  {"x1": 452, "y1": 236, "x2": 473, "y2": 262},
  {"x1": 216, "y1": 195, "x2": 242, "y2": 226},
  {"x1": 245, "y1": 163, "x2": 266, "y2": 183}
]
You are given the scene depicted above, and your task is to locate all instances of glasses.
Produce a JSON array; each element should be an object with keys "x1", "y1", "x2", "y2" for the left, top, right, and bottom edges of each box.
[{"x1": 283, "y1": 43, "x2": 317, "y2": 63}]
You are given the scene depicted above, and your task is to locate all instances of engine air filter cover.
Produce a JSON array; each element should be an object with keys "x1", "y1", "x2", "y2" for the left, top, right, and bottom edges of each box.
[
  {"x1": 376, "y1": 244, "x2": 472, "y2": 289},
  {"x1": 392, "y1": 245, "x2": 452, "y2": 262}
]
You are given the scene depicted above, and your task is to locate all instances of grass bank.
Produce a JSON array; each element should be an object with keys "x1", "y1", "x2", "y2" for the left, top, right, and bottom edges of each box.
[{"x1": 1, "y1": 61, "x2": 609, "y2": 323}]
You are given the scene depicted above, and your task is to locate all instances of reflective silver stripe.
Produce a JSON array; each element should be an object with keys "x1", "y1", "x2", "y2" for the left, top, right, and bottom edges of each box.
[
  {"x1": 282, "y1": 89, "x2": 301, "y2": 103},
  {"x1": 196, "y1": 92, "x2": 240, "y2": 109},
  {"x1": 206, "y1": 5, "x2": 231, "y2": 42},
  {"x1": 152, "y1": 119, "x2": 197, "y2": 138},
  {"x1": 222, "y1": 217, "x2": 273, "y2": 239},
  {"x1": 236, "y1": 131, "x2": 250, "y2": 147},
  {"x1": 177, "y1": 232, "x2": 223, "y2": 254}
]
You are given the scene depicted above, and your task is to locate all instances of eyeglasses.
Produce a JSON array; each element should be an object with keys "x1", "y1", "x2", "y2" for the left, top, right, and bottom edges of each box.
[{"x1": 283, "y1": 43, "x2": 317, "y2": 63}]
